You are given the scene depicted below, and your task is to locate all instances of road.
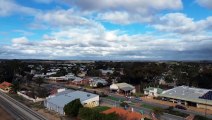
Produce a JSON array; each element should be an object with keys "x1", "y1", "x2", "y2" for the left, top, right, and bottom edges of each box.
[
  {"x1": 101, "y1": 98, "x2": 185, "y2": 120},
  {"x1": 0, "y1": 91, "x2": 47, "y2": 120},
  {"x1": 108, "y1": 93, "x2": 212, "y2": 119},
  {"x1": 49, "y1": 83, "x2": 212, "y2": 119}
]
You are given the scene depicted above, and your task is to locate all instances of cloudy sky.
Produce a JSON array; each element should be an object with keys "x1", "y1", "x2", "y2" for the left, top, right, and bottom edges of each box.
[{"x1": 0, "y1": 0, "x2": 211, "y2": 60}]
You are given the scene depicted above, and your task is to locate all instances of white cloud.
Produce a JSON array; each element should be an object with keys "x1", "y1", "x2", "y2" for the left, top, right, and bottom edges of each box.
[
  {"x1": 152, "y1": 13, "x2": 212, "y2": 33},
  {"x1": 64, "y1": 0, "x2": 183, "y2": 24},
  {"x1": 98, "y1": 11, "x2": 153, "y2": 24},
  {"x1": 3, "y1": 26, "x2": 211, "y2": 60},
  {"x1": 0, "y1": 0, "x2": 39, "y2": 16},
  {"x1": 196, "y1": 0, "x2": 212, "y2": 9},
  {"x1": 12, "y1": 37, "x2": 29, "y2": 44},
  {"x1": 35, "y1": 9, "x2": 104, "y2": 29}
]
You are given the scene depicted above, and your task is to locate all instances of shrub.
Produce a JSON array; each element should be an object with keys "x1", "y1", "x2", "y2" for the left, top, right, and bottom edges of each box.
[
  {"x1": 79, "y1": 107, "x2": 119, "y2": 120},
  {"x1": 64, "y1": 99, "x2": 83, "y2": 117}
]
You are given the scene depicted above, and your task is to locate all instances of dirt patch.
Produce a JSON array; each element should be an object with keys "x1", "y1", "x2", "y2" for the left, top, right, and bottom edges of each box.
[{"x1": 0, "y1": 106, "x2": 14, "y2": 120}]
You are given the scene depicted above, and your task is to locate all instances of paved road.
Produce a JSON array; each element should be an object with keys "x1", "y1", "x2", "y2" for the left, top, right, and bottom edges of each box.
[
  {"x1": 0, "y1": 91, "x2": 47, "y2": 120},
  {"x1": 108, "y1": 93, "x2": 212, "y2": 119},
  {"x1": 49, "y1": 82, "x2": 212, "y2": 119},
  {"x1": 101, "y1": 98, "x2": 185, "y2": 120}
]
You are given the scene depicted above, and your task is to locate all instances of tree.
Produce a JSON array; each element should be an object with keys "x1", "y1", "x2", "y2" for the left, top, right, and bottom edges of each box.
[
  {"x1": 11, "y1": 79, "x2": 21, "y2": 93},
  {"x1": 35, "y1": 77, "x2": 44, "y2": 86},
  {"x1": 36, "y1": 88, "x2": 49, "y2": 98},
  {"x1": 151, "y1": 107, "x2": 164, "y2": 119},
  {"x1": 79, "y1": 107, "x2": 119, "y2": 120},
  {"x1": 64, "y1": 99, "x2": 83, "y2": 117},
  {"x1": 96, "y1": 82, "x2": 104, "y2": 88}
]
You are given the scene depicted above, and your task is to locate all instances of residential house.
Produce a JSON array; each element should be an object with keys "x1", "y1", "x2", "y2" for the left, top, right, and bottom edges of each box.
[
  {"x1": 71, "y1": 77, "x2": 89, "y2": 86},
  {"x1": 143, "y1": 87, "x2": 163, "y2": 97},
  {"x1": 0, "y1": 81, "x2": 12, "y2": 93},
  {"x1": 110, "y1": 83, "x2": 136, "y2": 95},
  {"x1": 102, "y1": 107, "x2": 143, "y2": 120},
  {"x1": 89, "y1": 77, "x2": 108, "y2": 88}
]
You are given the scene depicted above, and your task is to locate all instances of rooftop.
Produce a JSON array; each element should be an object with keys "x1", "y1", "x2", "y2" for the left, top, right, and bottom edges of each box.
[
  {"x1": 115, "y1": 83, "x2": 135, "y2": 89},
  {"x1": 46, "y1": 90, "x2": 98, "y2": 107},
  {"x1": 102, "y1": 107, "x2": 142, "y2": 120},
  {"x1": 160, "y1": 86, "x2": 212, "y2": 105},
  {"x1": 0, "y1": 81, "x2": 12, "y2": 89}
]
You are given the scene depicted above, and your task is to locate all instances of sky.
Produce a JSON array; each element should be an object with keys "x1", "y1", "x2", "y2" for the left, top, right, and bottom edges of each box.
[{"x1": 0, "y1": 0, "x2": 211, "y2": 60}]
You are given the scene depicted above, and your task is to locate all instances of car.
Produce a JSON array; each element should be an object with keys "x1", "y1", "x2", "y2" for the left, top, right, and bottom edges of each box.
[
  {"x1": 135, "y1": 97, "x2": 142, "y2": 101},
  {"x1": 175, "y1": 105, "x2": 187, "y2": 110}
]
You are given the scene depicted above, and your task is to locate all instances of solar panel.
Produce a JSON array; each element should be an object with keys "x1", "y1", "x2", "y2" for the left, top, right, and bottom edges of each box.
[{"x1": 199, "y1": 91, "x2": 212, "y2": 100}]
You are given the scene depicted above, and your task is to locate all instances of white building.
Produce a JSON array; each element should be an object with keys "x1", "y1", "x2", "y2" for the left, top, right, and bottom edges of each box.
[
  {"x1": 44, "y1": 90, "x2": 99, "y2": 115},
  {"x1": 143, "y1": 87, "x2": 163, "y2": 97},
  {"x1": 100, "y1": 69, "x2": 114, "y2": 76},
  {"x1": 110, "y1": 83, "x2": 136, "y2": 95}
]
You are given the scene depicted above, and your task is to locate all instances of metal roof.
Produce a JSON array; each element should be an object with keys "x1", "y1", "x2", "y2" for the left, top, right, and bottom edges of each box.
[
  {"x1": 46, "y1": 90, "x2": 99, "y2": 107},
  {"x1": 115, "y1": 83, "x2": 135, "y2": 89},
  {"x1": 160, "y1": 86, "x2": 212, "y2": 105}
]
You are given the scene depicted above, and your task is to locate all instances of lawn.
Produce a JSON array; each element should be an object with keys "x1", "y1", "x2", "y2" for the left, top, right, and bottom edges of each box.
[
  {"x1": 106, "y1": 96, "x2": 125, "y2": 102},
  {"x1": 140, "y1": 103, "x2": 156, "y2": 109},
  {"x1": 93, "y1": 106, "x2": 111, "y2": 112}
]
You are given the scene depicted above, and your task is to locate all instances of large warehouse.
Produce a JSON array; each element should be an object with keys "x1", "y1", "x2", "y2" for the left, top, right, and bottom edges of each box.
[
  {"x1": 160, "y1": 86, "x2": 212, "y2": 110},
  {"x1": 44, "y1": 90, "x2": 99, "y2": 115}
]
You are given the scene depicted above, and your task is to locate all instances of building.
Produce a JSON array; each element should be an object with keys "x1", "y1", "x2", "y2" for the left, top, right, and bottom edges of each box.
[
  {"x1": 144, "y1": 87, "x2": 163, "y2": 97},
  {"x1": 160, "y1": 86, "x2": 212, "y2": 110},
  {"x1": 44, "y1": 90, "x2": 99, "y2": 115},
  {"x1": 89, "y1": 77, "x2": 108, "y2": 87},
  {"x1": 110, "y1": 83, "x2": 136, "y2": 95},
  {"x1": 71, "y1": 77, "x2": 89, "y2": 86},
  {"x1": 102, "y1": 107, "x2": 143, "y2": 120},
  {"x1": 100, "y1": 69, "x2": 114, "y2": 76},
  {"x1": 0, "y1": 81, "x2": 12, "y2": 93}
]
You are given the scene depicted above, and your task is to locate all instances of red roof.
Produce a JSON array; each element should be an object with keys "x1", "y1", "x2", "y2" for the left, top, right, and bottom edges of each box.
[
  {"x1": 102, "y1": 107, "x2": 142, "y2": 120},
  {"x1": 0, "y1": 81, "x2": 12, "y2": 89}
]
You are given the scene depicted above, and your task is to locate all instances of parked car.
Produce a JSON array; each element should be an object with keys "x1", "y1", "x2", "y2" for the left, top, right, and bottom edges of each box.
[
  {"x1": 135, "y1": 97, "x2": 142, "y2": 102},
  {"x1": 175, "y1": 105, "x2": 187, "y2": 110}
]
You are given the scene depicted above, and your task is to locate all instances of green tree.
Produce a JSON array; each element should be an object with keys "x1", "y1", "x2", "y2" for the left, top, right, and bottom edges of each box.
[
  {"x1": 64, "y1": 99, "x2": 83, "y2": 117},
  {"x1": 11, "y1": 80, "x2": 20, "y2": 93},
  {"x1": 79, "y1": 107, "x2": 119, "y2": 120},
  {"x1": 152, "y1": 107, "x2": 164, "y2": 119},
  {"x1": 35, "y1": 77, "x2": 44, "y2": 86}
]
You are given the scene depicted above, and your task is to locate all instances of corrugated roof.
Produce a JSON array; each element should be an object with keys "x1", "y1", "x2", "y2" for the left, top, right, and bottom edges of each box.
[
  {"x1": 46, "y1": 90, "x2": 99, "y2": 107},
  {"x1": 115, "y1": 83, "x2": 135, "y2": 89},
  {"x1": 160, "y1": 86, "x2": 212, "y2": 105}
]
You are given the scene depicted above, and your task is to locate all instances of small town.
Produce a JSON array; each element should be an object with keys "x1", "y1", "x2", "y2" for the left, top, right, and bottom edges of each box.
[
  {"x1": 0, "y1": 60, "x2": 211, "y2": 120},
  {"x1": 0, "y1": 0, "x2": 212, "y2": 120}
]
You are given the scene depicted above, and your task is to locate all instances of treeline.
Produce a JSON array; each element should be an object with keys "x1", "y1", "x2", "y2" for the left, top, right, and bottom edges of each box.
[{"x1": 0, "y1": 60, "x2": 212, "y2": 89}]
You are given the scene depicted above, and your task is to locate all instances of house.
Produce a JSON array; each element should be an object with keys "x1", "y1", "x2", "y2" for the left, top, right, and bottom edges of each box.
[
  {"x1": 0, "y1": 81, "x2": 12, "y2": 93},
  {"x1": 44, "y1": 90, "x2": 99, "y2": 115},
  {"x1": 77, "y1": 71, "x2": 87, "y2": 77},
  {"x1": 160, "y1": 86, "x2": 212, "y2": 110},
  {"x1": 143, "y1": 87, "x2": 163, "y2": 97},
  {"x1": 89, "y1": 77, "x2": 108, "y2": 87},
  {"x1": 110, "y1": 83, "x2": 136, "y2": 95},
  {"x1": 100, "y1": 69, "x2": 114, "y2": 76},
  {"x1": 102, "y1": 107, "x2": 143, "y2": 120},
  {"x1": 48, "y1": 77, "x2": 67, "y2": 82},
  {"x1": 71, "y1": 77, "x2": 89, "y2": 86}
]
